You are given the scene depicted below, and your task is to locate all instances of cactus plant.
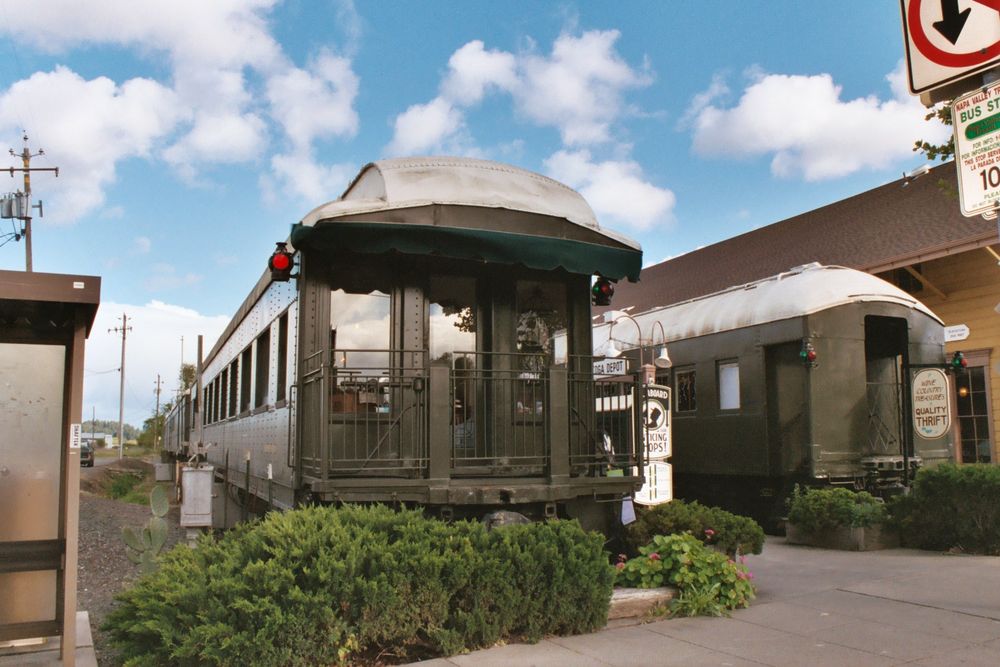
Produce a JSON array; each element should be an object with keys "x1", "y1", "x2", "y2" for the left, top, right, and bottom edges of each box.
[{"x1": 122, "y1": 485, "x2": 170, "y2": 574}]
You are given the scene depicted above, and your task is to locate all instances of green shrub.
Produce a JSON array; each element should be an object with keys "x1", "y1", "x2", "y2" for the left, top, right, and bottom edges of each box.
[
  {"x1": 615, "y1": 533, "x2": 755, "y2": 615},
  {"x1": 891, "y1": 464, "x2": 1000, "y2": 555},
  {"x1": 625, "y1": 500, "x2": 765, "y2": 557},
  {"x1": 106, "y1": 472, "x2": 143, "y2": 499},
  {"x1": 786, "y1": 486, "x2": 887, "y2": 532},
  {"x1": 103, "y1": 505, "x2": 613, "y2": 665}
]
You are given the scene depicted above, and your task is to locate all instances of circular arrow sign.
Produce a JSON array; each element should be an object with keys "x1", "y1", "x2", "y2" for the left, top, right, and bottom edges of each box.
[{"x1": 901, "y1": 0, "x2": 1000, "y2": 93}]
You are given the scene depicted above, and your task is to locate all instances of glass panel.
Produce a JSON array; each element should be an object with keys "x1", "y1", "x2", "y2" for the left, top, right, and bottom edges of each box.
[
  {"x1": 429, "y1": 276, "x2": 476, "y2": 363},
  {"x1": 972, "y1": 390, "x2": 988, "y2": 416},
  {"x1": 971, "y1": 366, "x2": 986, "y2": 393},
  {"x1": 718, "y1": 361, "x2": 740, "y2": 410},
  {"x1": 331, "y1": 288, "x2": 392, "y2": 369},
  {"x1": 516, "y1": 280, "x2": 568, "y2": 368},
  {"x1": 676, "y1": 369, "x2": 697, "y2": 412}
]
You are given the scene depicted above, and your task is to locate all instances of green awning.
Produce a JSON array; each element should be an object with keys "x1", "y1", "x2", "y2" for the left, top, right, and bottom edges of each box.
[{"x1": 291, "y1": 221, "x2": 642, "y2": 281}]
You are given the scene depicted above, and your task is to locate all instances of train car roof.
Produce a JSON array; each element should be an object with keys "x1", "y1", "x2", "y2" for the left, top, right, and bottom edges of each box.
[
  {"x1": 593, "y1": 263, "x2": 943, "y2": 350},
  {"x1": 290, "y1": 157, "x2": 642, "y2": 281}
]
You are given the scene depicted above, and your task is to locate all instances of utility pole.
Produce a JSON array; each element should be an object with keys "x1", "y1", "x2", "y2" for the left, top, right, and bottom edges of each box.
[
  {"x1": 109, "y1": 313, "x2": 132, "y2": 461},
  {"x1": 154, "y1": 374, "x2": 162, "y2": 452},
  {"x1": 5, "y1": 133, "x2": 59, "y2": 272}
]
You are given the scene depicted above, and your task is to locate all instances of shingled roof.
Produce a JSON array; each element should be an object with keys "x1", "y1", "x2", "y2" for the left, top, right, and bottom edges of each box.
[{"x1": 608, "y1": 162, "x2": 996, "y2": 314}]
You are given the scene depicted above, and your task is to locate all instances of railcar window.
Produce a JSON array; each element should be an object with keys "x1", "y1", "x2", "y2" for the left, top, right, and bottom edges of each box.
[
  {"x1": 331, "y1": 289, "x2": 391, "y2": 414},
  {"x1": 429, "y1": 276, "x2": 476, "y2": 363},
  {"x1": 276, "y1": 312, "x2": 288, "y2": 402},
  {"x1": 718, "y1": 361, "x2": 740, "y2": 411},
  {"x1": 516, "y1": 280, "x2": 568, "y2": 367},
  {"x1": 255, "y1": 329, "x2": 270, "y2": 408},
  {"x1": 675, "y1": 368, "x2": 696, "y2": 413},
  {"x1": 220, "y1": 368, "x2": 229, "y2": 420},
  {"x1": 240, "y1": 346, "x2": 252, "y2": 413},
  {"x1": 228, "y1": 361, "x2": 238, "y2": 416}
]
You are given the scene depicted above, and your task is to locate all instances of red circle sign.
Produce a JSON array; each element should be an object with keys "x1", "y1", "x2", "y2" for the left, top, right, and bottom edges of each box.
[{"x1": 908, "y1": 0, "x2": 1000, "y2": 67}]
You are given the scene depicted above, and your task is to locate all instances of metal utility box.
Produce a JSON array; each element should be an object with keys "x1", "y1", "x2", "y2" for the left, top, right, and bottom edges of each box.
[
  {"x1": 180, "y1": 466, "x2": 214, "y2": 527},
  {"x1": 0, "y1": 270, "x2": 100, "y2": 666},
  {"x1": 153, "y1": 463, "x2": 174, "y2": 482}
]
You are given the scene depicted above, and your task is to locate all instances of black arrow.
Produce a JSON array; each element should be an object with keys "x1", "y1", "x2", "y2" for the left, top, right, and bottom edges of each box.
[{"x1": 933, "y1": 0, "x2": 971, "y2": 45}]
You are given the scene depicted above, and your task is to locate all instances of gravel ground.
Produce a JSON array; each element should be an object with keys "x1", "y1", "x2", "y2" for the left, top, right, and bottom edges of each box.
[{"x1": 78, "y1": 460, "x2": 186, "y2": 666}]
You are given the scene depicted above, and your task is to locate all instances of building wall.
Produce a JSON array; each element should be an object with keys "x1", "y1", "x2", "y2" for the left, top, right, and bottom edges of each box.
[{"x1": 894, "y1": 248, "x2": 1000, "y2": 464}]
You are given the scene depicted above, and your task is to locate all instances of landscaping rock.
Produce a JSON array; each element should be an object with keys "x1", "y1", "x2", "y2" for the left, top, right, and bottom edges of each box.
[{"x1": 608, "y1": 587, "x2": 675, "y2": 619}]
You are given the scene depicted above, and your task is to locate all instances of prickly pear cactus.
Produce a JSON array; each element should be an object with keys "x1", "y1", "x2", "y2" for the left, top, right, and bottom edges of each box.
[{"x1": 122, "y1": 485, "x2": 170, "y2": 574}]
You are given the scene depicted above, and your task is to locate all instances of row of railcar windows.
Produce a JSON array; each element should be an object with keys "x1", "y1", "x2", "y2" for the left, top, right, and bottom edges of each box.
[{"x1": 203, "y1": 312, "x2": 289, "y2": 425}]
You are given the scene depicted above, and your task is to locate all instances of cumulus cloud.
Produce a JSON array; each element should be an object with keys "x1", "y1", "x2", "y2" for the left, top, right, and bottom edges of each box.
[
  {"x1": 0, "y1": 0, "x2": 362, "y2": 218},
  {"x1": 266, "y1": 151, "x2": 357, "y2": 204},
  {"x1": 386, "y1": 30, "x2": 652, "y2": 155},
  {"x1": 0, "y1": 67, "x2": 184, "y2": 223},
  {"x1": 85, "y1": 300, "x2": 230, "y2": 425},
  {"x1": 688, "y1": 63, "x2": 949, "y2": 181},
  {"x1": 544, "y1": 150, "x2": 675, "y2": 231}
]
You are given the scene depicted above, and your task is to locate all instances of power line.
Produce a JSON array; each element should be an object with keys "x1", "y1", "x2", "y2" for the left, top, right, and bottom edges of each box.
[{"x1": 109, "y1": 313, "x2": 132, "y2": 460}]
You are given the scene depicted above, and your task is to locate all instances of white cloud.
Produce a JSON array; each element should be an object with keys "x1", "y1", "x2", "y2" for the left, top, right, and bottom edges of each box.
[
  {"x1": 85, "y1": 300, "x2": 230, "y2": 426},
  {"x1": 689, "y1": 63, "x2": 949, "y2": 181},
  {"x1": 544, "y1": 149, "x2": 675, "y2": 231},
  {"x1": 0, "y1": 0, "x2": 362, "y2": 216},
  {"x1": 0, "y1": 67, "x2": 184, "y2": 224},
  {"x1": 387, "y1": 98, "x2": 464, "y2": 155},
  {"x1": 267, "y1": 151, "x2": 357, "y2": 203},
  {"x1": 386, "y1": 30, "x2": 652, "y2": 155},
  {"x1": 266, "y1": 51, "x2": 360, "y2": 151}
]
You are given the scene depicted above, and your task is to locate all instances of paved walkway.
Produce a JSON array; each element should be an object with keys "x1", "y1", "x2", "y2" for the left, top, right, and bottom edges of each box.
[{"x1": 413, "y1": 539, "x2": 1000, "y2": 666}]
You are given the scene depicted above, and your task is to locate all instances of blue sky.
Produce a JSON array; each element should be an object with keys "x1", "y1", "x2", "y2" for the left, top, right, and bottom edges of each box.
[{"x1": 0, "y1": 1, "x2": 950, "y2": 425}]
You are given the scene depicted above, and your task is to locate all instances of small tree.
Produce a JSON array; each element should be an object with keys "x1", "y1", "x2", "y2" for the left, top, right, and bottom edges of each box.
[
  {"x1": 914, "y1": 104, "x2": 953, "y2": 162},
  {"x1": 178, "y1": 363, "x2": 196, "y2": 391}
]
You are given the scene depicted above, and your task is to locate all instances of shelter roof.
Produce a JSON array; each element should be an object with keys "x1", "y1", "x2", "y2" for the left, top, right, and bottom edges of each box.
[{"x1": 606, "y1": 162, "x2": 994, "y2": 313}]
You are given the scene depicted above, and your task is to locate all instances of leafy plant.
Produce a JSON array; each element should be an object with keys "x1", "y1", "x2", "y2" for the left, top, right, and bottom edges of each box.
[
  {"x1": 106, "y1": 472, "x2": 143, "y2": 499},
  {"x1": 104, "y1": 505, "x2": 613, "y2": 666},
  {"x1": 625, "y1": 499, "x2": 765, "y2": 557},
  {"x1": 786, "y1": 485, "x2": 887, "y2": 532},
  {"x1": 121, "y1": 485, "x2": 170, "y2": 574},
  {"x1": 615, "y1": 533, "x2": 755, "y2": 616},
  {"x1": 891, "y1": 464, "x2": 1000, "y2": 555}
]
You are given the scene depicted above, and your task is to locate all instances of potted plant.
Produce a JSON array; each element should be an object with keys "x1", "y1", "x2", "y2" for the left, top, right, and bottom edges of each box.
[{"x1": 785, "y1": 486, "x2": 897, "y2": 551}]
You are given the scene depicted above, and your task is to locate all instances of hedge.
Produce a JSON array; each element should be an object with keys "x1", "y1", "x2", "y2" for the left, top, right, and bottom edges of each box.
[
  {"x1": 891, "y1": 464, "x2": 1000, "y2": 555},
  {"x1": 625, "y1": 499, "x2": 765, "y2": 557},
  {"x1": 103, "y1": 505, "x2": 614, "y2": 666},
  {"x1": 786, "y1": 486, "x2": 887, "y2": 533}
]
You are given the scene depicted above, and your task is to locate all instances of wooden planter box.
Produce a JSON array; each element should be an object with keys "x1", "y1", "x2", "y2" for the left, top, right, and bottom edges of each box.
[{"x1": 785, "y1": 522, "x2": 898, "y2": 551}]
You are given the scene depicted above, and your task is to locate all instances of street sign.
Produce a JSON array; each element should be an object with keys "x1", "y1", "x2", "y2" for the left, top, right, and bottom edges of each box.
[
  {"x1": 953, "y1": 80, "x2": 1000, "y2": 216},
  {"x1": 899, "y1": 0, "x2": 1000, "y2": 95},
  {"x1": 593, "y1": 358, "x2": 627, "y2": 377},
  {"x1": 944, "y1": 323, "x2": 970, "y2": 341},
  {"x1": 634, "y1": 461, "x2": 673, "y2": 506},
  {"x1": 912, "y1": 368, "x2": 951, "y2": 439}
]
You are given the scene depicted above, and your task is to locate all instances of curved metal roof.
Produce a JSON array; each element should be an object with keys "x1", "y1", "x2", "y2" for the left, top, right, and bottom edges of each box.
[
  {"x1": 593, "y1": 263, "x2": 942, "y2": 352},
  {"x1": 299, "y1": 156, "x2": 640, "y2": 250}
]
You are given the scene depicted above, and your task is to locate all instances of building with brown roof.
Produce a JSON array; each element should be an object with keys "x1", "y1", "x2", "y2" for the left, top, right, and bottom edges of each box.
[{"x1": 611, "y1": 162, "x2": 1000, "y2": 466}]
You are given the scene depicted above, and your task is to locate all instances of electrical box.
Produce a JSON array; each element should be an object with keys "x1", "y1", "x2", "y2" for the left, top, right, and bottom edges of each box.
[{"x1": 180, "y1": 466, "x2": 214, "y2": 527}]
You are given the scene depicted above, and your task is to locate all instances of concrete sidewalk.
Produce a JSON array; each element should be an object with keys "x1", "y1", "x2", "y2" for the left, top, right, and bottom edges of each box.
[{"x1": 413, "y1": 539, "x2": 1000, "y2": 666}]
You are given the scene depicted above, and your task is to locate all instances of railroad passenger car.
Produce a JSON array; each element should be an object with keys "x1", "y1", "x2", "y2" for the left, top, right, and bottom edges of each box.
[
  {"x1": 165, "y1": 157, "x2": 646, "y2": 532},
  {"x1": 593, "y1": 263, "x2": 953, "y2": 528}
]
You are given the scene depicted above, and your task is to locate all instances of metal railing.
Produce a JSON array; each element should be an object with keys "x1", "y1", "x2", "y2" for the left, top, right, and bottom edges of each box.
[
  {"x1": 326, "y1": 349, "x2": 429, "y2": 476},
  {"x1": 568, "y1": 356, "x2": 641, "y2": 475},
  {"x1": 450, "y1": 351, "x2": 550, "y2": 475}
]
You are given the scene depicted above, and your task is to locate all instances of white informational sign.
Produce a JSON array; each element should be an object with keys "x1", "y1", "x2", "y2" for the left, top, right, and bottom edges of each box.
[
  {"x1": 69, "y1": 423, "x2": 81, "y2": 449},
  {"x1": 912, "y1": 368, "x2": 952, "y2": 439},
  {"x1": 643, "y1": 384, "x2": 671, "y2": 459},
  {"x1": 899, "y1": 0, "x2": 1000, "y2": 95},
  {"x1": 944, "y1": 323, "x2": 970, "y2": 342},
  {"x1": 954, "y1": 80, "x2": 1000, "y2": 217},
  {"x1": 593, "y1": 358, "x2": 628, "y2": 378},
  {"x1": 634, "y1": 461, "x2": 673, "y2": 506}
]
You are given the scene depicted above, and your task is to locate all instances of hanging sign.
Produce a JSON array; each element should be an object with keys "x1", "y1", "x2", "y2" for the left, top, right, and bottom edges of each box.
[
  {"x1": 634, "y1": 461, "x2": 673, "y2": 506},
  {"x1": 643, "y1": 384, "x2": 671, "y2": 459},
  {"x1": 912, "y1": 368, "x2": 952, "y2": 439},
  {"x1": 944, "y1": 323, "x2": 970, "y2": 342},
  {"x1": 593, "y1": 358, "x2": 628, "y2": 377}
]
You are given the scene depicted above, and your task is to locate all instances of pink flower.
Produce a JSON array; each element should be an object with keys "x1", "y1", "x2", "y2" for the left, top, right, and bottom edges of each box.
[
  {"x1": 615, "y1": 561, "x2": 625, "y2": 571},
  {"x1": 747, "y1": 571, "x2": 754, "y2": 580},
  {"x1": 648, "y1": 552, "x2": 661, "y2": 561},
  {"x1": 704, "y1": 528, "x2": 716, "y2": 537}
]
